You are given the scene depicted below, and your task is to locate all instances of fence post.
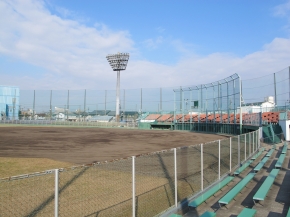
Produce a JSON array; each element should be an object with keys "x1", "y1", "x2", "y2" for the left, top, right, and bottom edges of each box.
[
  {"x1": 238, "y1": 135, "x2": 240, "y2": 166},
  {"x1": 218, "y1": 140, "x2": 221, "y2": 179},
  {"x1": 244, "y1": 134, "x2": 246, "y2": 161},
  {"x1": 201, "y1": 144, "x2": 203, "y2": 191},
  {"x1": 55, "y1": 169, "x2": 59, "y2": 217},
  {"x1": 174, "y1": 148, "x2": 177, "y2": 207},
  {"x1": 252, "y1": 132, "x2": 255, "y2": 151},
  {"x1": 132, "y1": 156, "x2": 135, "y2": 217},
  {"x1": 230, "y1": 138, "x2": 232, "y2": 171}
]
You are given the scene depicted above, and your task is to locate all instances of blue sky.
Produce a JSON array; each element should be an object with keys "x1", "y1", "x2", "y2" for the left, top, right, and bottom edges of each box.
[{"x1": 0, "y1": 0, "x2": 290, "y2": 90}]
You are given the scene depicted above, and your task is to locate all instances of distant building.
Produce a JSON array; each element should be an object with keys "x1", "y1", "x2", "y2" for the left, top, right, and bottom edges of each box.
[
  {"x1": 238, "y1": 96, "x2": 275, "y2": 114},
  {"x1": 0, "y1": 86, "x2": 20, "y2": 120}
]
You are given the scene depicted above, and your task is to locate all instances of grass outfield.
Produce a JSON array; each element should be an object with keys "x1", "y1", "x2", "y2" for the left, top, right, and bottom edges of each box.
[{"x1": 0, "y1": 157, "x2": 74, "y2": 177}]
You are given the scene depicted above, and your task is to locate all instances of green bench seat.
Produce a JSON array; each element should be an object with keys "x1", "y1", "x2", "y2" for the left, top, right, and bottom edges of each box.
[
  {"x1": 253, "y1": 156, "x2": 269, "y2": 172},
  {"x1": 282, "y1": 143, "x2": 288, "y2": 154},
  {"x1": 219, "y1": 173, "x2": 255, "y2": 206},
  {"x1": 188, "y1": 176, "x2": 234, "y2": 208},
  {"x1": 253, "y1": 169, "x2": 279, "y2": 203},
  {"x1": 237, "y1": 208, "x2": 257, "y2": 217},
  {"x1": 266, "y1": 149, "x2": 275, "y2": 157},
  {"x1": 275, "y1": 153, "x2": 286, "y2": 169},
  {"x1": 287, "y1": 207, "x2": 290, "y2": 217},
  {"x1": 169, "y1": 214, "x2": 182, "y2": 217},
  {"x1": 200, "y1": 211, "x2": 216, "y2": 217},
  {"x1": 251, "y1": 148, "x2": 264, "y2": 160},
  {"x1": 234, "y1": 160, "x2": 253, "y2": 175}
]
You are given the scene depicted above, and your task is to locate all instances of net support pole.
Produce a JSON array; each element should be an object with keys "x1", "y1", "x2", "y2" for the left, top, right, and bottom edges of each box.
[
  {"x1": 174, "y1": 148, "x2": 178, "y2": 207},
  {"x1": 201, "y1": 144, "x2": 204, "y2": 190},
  {"x1": 274, "y1": 73, "x2": 277, "y2": 105},
  {"x1": 55, "y1": 169, "x2": 59, "y2": 217},
  {"x1": 218, "y1": 140, "x2": 221, "y2": 179},
  {"x1": 33, "y1": 90, "x2": 35, "y2": 119},
  {"x1": 132, "y1": 156, "x2": 135, "y2": 217},
  {"x1": 238, "y1": 135, "x2": 240, "y2": 166},
  {"x1": 230, "y1": 138, "x2": 232, "y2": 171},
  {"x1": 245, "y1": 134, "x2": 246, "y2": 161}
]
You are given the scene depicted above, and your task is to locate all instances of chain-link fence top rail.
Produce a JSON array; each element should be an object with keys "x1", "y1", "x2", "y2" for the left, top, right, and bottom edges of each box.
[{"x1": 0, "y1": 130, "x2": 262, "y2": 217}]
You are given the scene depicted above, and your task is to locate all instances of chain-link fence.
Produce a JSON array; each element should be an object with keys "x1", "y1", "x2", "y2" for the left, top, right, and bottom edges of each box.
[{"x1": 0, "y1": 130, "x2": 263, "y2": 217}]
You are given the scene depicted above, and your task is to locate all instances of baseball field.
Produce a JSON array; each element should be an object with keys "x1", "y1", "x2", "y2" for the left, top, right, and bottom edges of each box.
[{"x1": 0, "y1": 125, "x2": 227, "y2": 178}]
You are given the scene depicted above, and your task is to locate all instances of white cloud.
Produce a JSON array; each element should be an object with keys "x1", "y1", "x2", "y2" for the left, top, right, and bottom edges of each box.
[
  {"x1": 142, "y1": 36, "x2": 164, "y2": 49},
  {"x1": 274, "y1": 0, "x2": 290, "y2": 17},
  {"x1": 0, "y1": 0, "x2": 289, "y2": 93}
]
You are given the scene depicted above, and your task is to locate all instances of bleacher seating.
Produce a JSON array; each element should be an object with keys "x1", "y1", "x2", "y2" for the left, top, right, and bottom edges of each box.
[
  {"x1": 253, "y1": 169, "x2": 279, "y2": 204},
  {"x1": 266, "y1": 148, "x2": 275, "y2": 157},
  {"x1": 282, "y1": 142, "x2": 288, "y2": 154},
  {"x1": 234, "y1": 160, "x2": 253, "y2": 175},
  {"x1": 188, "y1": 176, "x2": 234, "y2": 208},
  {"x1": 275, "y1": 153, "x2": 286, "y2": 169},
  {"x1": 157, "y1": 114, "x2": 172, "y2": 122},
  {"x1": 238, "y1": 208, "x2": 257, "y2": 217},
  {"x1": 145, "y1": 114, "x2": 161, "y2": 121},
  {"x1": 254, "y1": 156, "x2": 269, "y2": 172},
  {"x1": 141, "y1": 111, "x2": 285, "y2": 124},
  {"x1": 200, "y1": 211, "x2": 216, "y2": 217},
  {"x1": 251, "y1": 148, "x2": 265, "y2": 160},
  {"x1": 218, "y1": 173, "x2": 256, "y2": 207}
]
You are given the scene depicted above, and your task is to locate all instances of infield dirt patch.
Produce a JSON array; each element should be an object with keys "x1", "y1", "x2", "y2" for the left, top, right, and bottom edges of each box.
[{"x1": 0, "y1": 126, "x2": 227, "y2": 177}]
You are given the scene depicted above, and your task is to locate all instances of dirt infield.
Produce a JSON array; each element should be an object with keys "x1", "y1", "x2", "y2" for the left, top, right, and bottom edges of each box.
[{"x1": 0, "y1": 126, "x2": 227, "y2": 164}]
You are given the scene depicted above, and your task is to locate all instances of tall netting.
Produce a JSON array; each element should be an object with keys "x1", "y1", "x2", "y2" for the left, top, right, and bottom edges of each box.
[
  {"x1": 0, "y1": 172, "x2": 55, "y2": 216},
  {"x1": 242, "y1": 67, "x2": 290, "y2": 107},
  {"x1": 203, "y1": 141, "x2": 219, "y2": 188},
  {"x1": 174, "y1": 74, "x2": 240, "y2": 123},
  {"x1": 135, "y1": 150, "x2": 175, "y2": 217},
  {"x1": 58, "y1": 159, "x2": 132, "y2": 217},
  {"x1": 176, "y1": 145, "x2": 202, "y2": 202},
  {"x1": 220, "y1": 139, "x2": 231, "y2": 175}
]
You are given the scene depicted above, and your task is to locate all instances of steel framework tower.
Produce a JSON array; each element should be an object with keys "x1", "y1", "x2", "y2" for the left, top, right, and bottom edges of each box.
[{"x1": 106, "y1": 53, "x2": 129, "y2": 122}]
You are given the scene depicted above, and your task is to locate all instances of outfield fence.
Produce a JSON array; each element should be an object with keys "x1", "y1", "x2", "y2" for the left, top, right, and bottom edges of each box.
[{"x1": 0, "y1": 129, "x2": 272, "y2": 217}]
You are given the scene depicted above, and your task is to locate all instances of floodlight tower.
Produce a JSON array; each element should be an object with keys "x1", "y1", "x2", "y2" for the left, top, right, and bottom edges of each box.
[{"x1": 106, "y1": 53, "x2": 129, "y2": 122}]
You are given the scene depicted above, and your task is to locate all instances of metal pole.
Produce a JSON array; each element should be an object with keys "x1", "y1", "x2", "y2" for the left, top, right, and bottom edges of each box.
[
  {"x1": 238, "y1": 135, "x2": 240, "y2": 166},
  {"x1": 33, "y1": 90, "x2": 35, "y2": 120},
  {"x1": 230, "y1": 138, "x2": 232, "y2": 171},
  {"x1": 141, "y1": 88, "x2": 142, "y2": 114},
  {"x1": 132, "y1": 156, "x2": 135, "y2": 217},
  {"x1": 245, "y1": 134, "x2": 246, "y2": 160},
  {"x1": 218, "y1": 140, "x2": 221, "y2": 180},
  {"x1": 67, "y1": 90, "x2": 69, "y2": 121},
  {"x1": 123, "y1": 89, "x2": 125, "y2": 120},
  {"x1": 84, "y1": 89, "x2": 86, "y2": 121},
  {"x1": 174, "y1": 148, "x2": 177, "y2": 207},
  {"x1": 274, "y1": 73, "x2": 277, "y2": 105},
  {"x1": 239, "y1": 77, "x2": 242, "y2": 134},
  {"x1": 116, "y1": 71, "x2": 120, "y2": 122},
  {"x1": 201, "y1": 144, "x2": 203, "y2": 191},
  {"x1": 55, "y1": 169, "x2": 59, "y2": 217},
  {"x1": 160, "y1": 87, "x2": 162, "y2": 112},
  {"x1": 289, "y1": 66, "x2": 290, "y2": 101},
  {"x1": 174, "y1": 90, "x2": 176, "y2": 129},
  {"x1": 253, "y1": 132, "x2": 255, "y2": 151},
  {"x1": 50, "y1": 90, "x2": 52, "y2": 121},
  {"x1": 105, "y1": 90, "x2": 107, "y2": 115}
]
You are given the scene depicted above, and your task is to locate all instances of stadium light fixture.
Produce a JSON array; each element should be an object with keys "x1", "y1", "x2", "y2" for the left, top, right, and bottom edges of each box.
[{"x1": 106, "y1": 53, "x2": 130, "y2": 122}]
